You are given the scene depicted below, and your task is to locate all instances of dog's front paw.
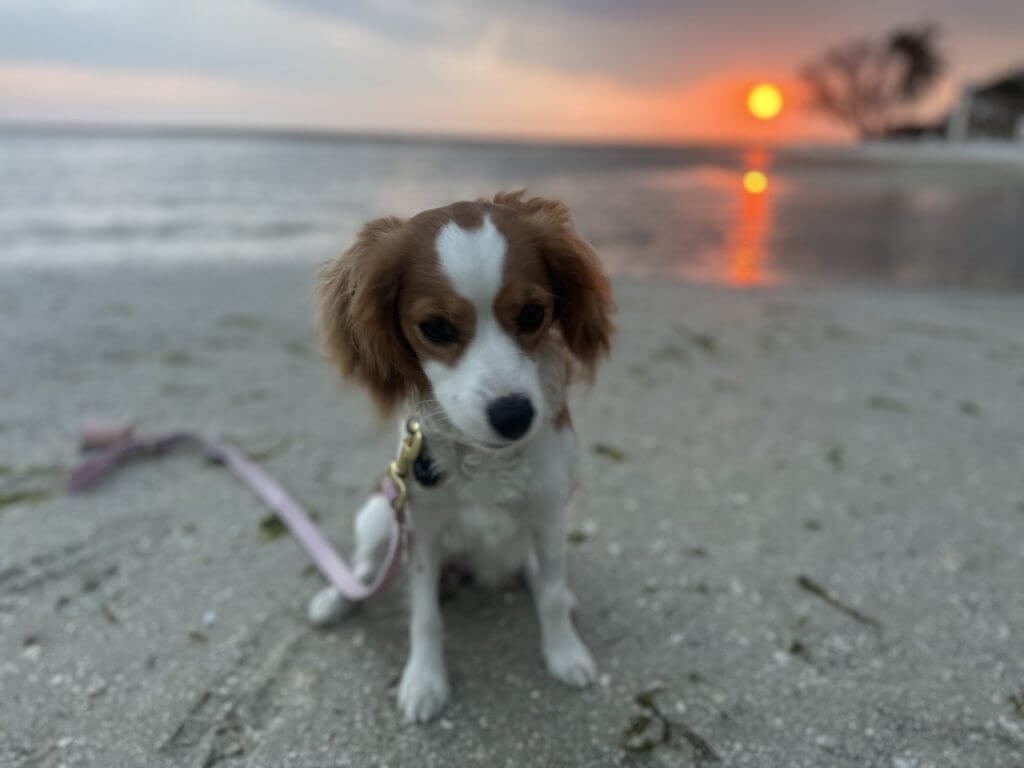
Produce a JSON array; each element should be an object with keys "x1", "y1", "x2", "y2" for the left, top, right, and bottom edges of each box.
[
  {"x1": 544, "y1": 637, "x2": 597, "y2": 688},
  {"x1": 398, "y1": 659, "x2": 449, "y2": 723}
]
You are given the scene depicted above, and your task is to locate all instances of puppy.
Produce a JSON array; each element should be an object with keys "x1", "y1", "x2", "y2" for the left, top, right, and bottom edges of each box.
[{"x1": 308, "y1": 191, "x2": 613, "y2": 723}]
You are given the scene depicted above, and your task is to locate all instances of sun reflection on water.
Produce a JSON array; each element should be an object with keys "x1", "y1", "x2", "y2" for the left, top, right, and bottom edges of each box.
[{"x1": 725, "y1": 155, "x2": 777, "y2": 286}]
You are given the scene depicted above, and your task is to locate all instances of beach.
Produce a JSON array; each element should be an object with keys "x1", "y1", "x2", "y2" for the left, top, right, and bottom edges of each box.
[{"x1": 2, "y1": 258, "x2": 1023, "y2": 767}]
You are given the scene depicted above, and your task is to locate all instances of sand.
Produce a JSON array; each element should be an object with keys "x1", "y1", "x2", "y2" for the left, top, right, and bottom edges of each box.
[{"x1": 1, "y1": 261, "x2": 1023, "y2": 767}]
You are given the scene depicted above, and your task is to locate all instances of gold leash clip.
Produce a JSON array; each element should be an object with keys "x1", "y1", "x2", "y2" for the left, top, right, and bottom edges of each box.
[{"x1": 386, "y1": 419, "x2": 423, "y2": 510}]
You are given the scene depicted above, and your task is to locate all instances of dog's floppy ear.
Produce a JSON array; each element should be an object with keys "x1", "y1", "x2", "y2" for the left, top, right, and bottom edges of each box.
[
  {"x1": 495, "y1": 191, "x2": 613, "y2": 379},
  {"x1": 317, "y1": 217, "x2": 423, "y2": 416}
]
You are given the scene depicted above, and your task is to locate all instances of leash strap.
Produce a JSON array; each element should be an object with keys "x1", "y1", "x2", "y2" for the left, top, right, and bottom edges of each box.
[{"x1": 67, "y1": 421, "x2": 408, "y2": 601}]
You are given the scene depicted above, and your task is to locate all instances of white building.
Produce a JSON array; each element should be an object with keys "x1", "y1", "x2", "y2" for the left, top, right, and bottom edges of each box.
[{"x1": 947, "y1": 69, "x2": 1024, "y2": 142}]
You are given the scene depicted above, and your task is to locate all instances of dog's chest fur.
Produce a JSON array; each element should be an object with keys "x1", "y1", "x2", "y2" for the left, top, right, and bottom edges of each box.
[
  {"x1": 404, "y1": 416, "x2": 578, "y2": 589},
  {"x1": 416, "y1": 438, "x2": 536, "y2": 582}
]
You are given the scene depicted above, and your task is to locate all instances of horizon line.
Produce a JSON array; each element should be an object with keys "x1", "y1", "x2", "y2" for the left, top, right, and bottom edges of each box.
[{"x1": 0, "y1": 117, "x2": 849, "y2": 151}]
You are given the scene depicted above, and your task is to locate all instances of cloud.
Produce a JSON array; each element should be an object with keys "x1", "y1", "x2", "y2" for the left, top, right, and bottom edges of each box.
[
  {"x1": 0, "y1": 0, "x2": 414, "y2": 87},
  {"x1": 3, "y1": 0, "x2": 1024, "y2": 90},
  {"x1": 278, "y1": 0, "x2": 1024, "y2": 87}
]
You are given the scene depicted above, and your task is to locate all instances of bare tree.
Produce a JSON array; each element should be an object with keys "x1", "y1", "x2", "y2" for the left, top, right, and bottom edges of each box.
[{"x1": 800, "y1": 24, "x2": 946, "y2": 139}]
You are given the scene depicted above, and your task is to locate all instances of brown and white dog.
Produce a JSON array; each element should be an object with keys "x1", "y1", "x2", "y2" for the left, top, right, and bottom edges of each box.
[{"x1": 307, "y1": 192, "x2": 613, "y2": 722}]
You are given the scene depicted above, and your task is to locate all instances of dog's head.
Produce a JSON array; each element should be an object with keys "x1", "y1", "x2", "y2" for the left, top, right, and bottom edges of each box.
[{"x1": 317, "y1": 192, "x2": 612, "y2": 446}]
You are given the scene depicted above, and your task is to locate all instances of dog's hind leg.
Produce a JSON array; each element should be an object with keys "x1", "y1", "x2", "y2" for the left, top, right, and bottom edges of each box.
[{"x1": 307, "y1": 492, "x2": 393, "y2": 626}]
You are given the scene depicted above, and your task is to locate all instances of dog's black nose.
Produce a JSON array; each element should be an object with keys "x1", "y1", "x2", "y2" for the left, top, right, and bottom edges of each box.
[{"x1": 487, "y1": 394, "x2": 535, "y2": 441}]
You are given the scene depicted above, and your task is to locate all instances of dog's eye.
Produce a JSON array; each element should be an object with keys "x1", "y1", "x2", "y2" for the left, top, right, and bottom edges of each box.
[
  {"x1": 516, "y1": 303, "x2": 545, "y2": 333},
  {"x1": 419, "y1": 316, "x2": 459, "y2": 345}
]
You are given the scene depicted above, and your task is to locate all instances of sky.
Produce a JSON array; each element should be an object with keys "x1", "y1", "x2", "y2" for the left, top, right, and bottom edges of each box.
[{"x1": 1, "y1": 0, "x2": 1022, "y2": 143}]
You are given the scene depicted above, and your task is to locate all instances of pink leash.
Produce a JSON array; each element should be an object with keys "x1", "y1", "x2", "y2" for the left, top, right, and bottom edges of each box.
[{"x1": 67, "y1": 421, "x2": 406, "y2": 601}]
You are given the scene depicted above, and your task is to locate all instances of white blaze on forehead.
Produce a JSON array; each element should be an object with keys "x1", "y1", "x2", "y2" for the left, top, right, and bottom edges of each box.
[
  {"x1": 424, "y1": 214, "x2": 544, "y2": 444},
  {"x1": 434, "y1": 215, "x2": 506, "y2": 308}
]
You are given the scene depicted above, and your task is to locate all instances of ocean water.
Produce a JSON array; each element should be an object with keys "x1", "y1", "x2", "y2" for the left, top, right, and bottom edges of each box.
[{"x1": 2, "y1": 128, "x2": 1023, "y2": 290}]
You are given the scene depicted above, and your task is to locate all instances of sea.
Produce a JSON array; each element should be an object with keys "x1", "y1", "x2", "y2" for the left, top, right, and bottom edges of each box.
[{"x1": 2, "y1": 126, "x2": 1023, "y2": 290}]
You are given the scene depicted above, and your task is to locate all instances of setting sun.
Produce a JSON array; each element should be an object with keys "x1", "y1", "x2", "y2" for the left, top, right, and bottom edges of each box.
[
  {"x1": 747, "y1": 83, "x2": 783, "y2": 120},
  {"x1": 742, "y1": 170, "x2": 768, "y2": 194}
]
